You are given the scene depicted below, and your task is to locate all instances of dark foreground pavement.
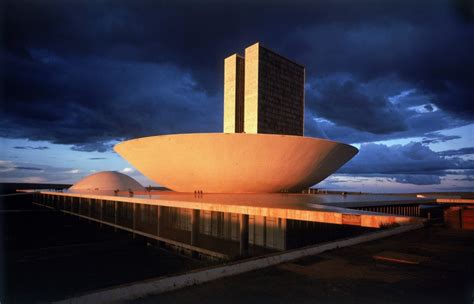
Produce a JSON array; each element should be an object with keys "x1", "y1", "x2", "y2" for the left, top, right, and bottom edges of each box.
[
  {"x1": 0, "y1": 193, "x2": 207, "y2": 303},
  {"x1": 134, "y1": 224, "x2": 474, "y2": 304}
]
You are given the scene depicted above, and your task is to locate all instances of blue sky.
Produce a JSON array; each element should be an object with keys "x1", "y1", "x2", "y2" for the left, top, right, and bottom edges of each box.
[{"x1": 1, "y1": 0, "x2": 473, "y2": 192}]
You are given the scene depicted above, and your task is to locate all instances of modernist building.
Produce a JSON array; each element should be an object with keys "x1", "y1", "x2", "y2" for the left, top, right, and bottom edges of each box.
[
  {"x1": 69, "y1": 171, "x2": 144, "y2": 193},
  {"x1": 223, "y1": 54, "x2": 245, "y2": 133},
  {"x1": 115, "y1": 43, "x2": 357, "y2": 193},
  {"x1": 224, "y1": 43, "x2": 305, "y2": 136}
]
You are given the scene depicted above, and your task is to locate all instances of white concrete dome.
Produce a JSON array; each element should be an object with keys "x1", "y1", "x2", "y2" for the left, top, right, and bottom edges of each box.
[{"x1": 69, "y1": 171, "x2": 144, "y2": 192}]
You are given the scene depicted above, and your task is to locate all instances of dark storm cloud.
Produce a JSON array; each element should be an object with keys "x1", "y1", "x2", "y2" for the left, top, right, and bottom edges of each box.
[
  {"x1": 0, "y1": 160, "x2": 81, "y2": 183},
  {"x1": 335, "y1": 142, "x2": 474, "y2": 185},
  {"x1": 339, "y1": 142, "x2": 474, "y2": 175},
  {"x1": 421, "y1": 133, "x2": 462, "y2": 145},
  {"x1": 393, "y1": 174, "x2": 441, "y2": 186},
  {"x1": 0, "y1": 165, "x2": 43, "y2": 171},
  {"x1": 2, "y1": 0, "x2": 473, "y2": 151},
  {"x1": 305, "y1": 88, "x2": 469, "y2": 144},
  {"x1": 13, "y1": 146, "x2": 49, "y2": 150},
  {"x1": 2, "y1": 53, "x2": 221, "y2": 149},
  {"x1": 14, "y1": 166, "x2": 43, "y2": 171},
  {"x1": 438, "y1": 147, "x2": 474, "y2": 156},
  {"x1": 306, "y1": 80, "x2": 407, "y2": 134}
]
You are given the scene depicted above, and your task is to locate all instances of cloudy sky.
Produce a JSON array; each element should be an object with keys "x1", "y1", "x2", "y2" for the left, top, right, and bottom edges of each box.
[{"x1": 1, "y1": 0, "x2": 473, "y2": 192}]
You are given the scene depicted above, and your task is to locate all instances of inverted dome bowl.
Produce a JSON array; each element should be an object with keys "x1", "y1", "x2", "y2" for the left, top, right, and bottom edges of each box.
[{"x1": 114, "y1": 133, "x2": 358, "y2": 193}]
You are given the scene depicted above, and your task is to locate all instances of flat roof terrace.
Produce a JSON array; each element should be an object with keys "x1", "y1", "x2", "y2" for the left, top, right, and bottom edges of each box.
[{"x1": 35, "y1": 191, "x2": 428, "y2": 228}]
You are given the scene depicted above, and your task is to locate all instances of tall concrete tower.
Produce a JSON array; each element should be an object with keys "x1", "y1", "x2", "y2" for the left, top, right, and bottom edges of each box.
[
  {"x1": 223, "y1": 54, "x2": 245, "y2": 133},
  {"x1": 223, "y1": 42, "x2": 305, "y2": 136}
]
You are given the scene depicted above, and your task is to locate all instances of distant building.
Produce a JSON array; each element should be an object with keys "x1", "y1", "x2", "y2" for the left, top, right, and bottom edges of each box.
[{"x1": 224, "y1": 42, "x2": 305, "y2": 136}]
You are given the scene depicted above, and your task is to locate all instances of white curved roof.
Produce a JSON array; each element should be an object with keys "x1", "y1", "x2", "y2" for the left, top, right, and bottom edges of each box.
[
  {"x1": 69, "y1": 171, "x2": 144, "y2": 192},
  {"x1": 114, "y1": 133, "x2": 358, "y2": 193}
]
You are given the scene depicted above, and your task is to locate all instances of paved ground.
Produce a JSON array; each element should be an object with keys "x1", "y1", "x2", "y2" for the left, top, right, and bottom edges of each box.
[
  {"x1": 2, "y1": 191, "x2": 474, "y2": 303},
  {"x1": 134, "y1": 224, "x2": 474, "y2": 304},
  {"x1": 0, "y1": 193, "x2": 208, "y2": 303}
]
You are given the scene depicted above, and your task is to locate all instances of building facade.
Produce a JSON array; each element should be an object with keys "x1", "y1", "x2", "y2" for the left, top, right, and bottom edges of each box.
[
  {"x1": 223, "y1": 54, "x2": 245, "y2": 133},
  {"x1": 224, "y1": 42, "x2": 305, "y2": 136}
]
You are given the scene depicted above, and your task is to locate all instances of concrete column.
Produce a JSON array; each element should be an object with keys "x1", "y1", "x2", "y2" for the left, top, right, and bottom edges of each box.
[
  {"x1": 281, "y1": 218, "x2": 288, "y2": 250},
  {"x1": 132, "y1": 203, "x2": 136, "y2": 239},
  {"x1": 78, "y1": 198, "x2": 82, "y2": 216},
  {"x1": 114, "y1": 201, "x2": 118, "y2": 232},
  {"x1": 240, "y1": 214, "x2": 249, "y2": 257},
  {"x1": 157, "y1": 206, "x2": 162, "y2": 236},
  {"x1": 224, "y1": 54, "x2": 245, "y2": 133},
  {"x1": 156, "y1": 206, "x2": 162, "y2": 247},
  {"x1": 100, "y1": 200, "x2": 103, "y2": 228},
  {"x1": 263, "y1": 216, "x2": 267, "y2": 248},
  {"x1": 191, "y1": 209, "x2": 200, "y2": 246}
]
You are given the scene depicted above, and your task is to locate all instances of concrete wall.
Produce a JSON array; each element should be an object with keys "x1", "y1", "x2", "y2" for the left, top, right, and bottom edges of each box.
[
  {"x1": 114, "y1": 133, "x2": 358, "y2": 193},
  {"x1": 244, "y1": 43, "x2": 305, "y2": 136},
  {"x1": 223, "y1": 54, "x2": 245, "y2": 133},
  {"x1": 244, "y1": 44, "x2": 260, "y2": 134}
]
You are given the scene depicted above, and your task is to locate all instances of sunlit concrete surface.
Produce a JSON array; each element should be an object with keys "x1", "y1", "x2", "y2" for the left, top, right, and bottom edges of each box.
[
  {"x1": 436, "y1": 198, "x2": 474, "y2": 205},
  {"x1": 130, "y1": 192, "x2": 426, "y2": 209},
  {"x1": 223, "y1": 54, "x2": 245, "y2": 133},
  {"x1": 69, "y1": 171, "x2": 144, "y2": 193},
  {"x1": 114, "y1": 133, "x2": 358, "y2": 193},
  {"x1": 39, "y1": 191, "x2": 423, "y2": 228}
]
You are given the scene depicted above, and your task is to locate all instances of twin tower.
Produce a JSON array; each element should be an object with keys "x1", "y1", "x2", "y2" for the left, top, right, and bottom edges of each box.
[{"x1": 223, "y1": 42, "x2": 305, "y2": 136}]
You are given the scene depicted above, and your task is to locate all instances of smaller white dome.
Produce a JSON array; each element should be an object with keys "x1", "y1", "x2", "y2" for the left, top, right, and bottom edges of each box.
[{"x1": 69, "y1": 171, "x2": 144, "y2": 192}]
